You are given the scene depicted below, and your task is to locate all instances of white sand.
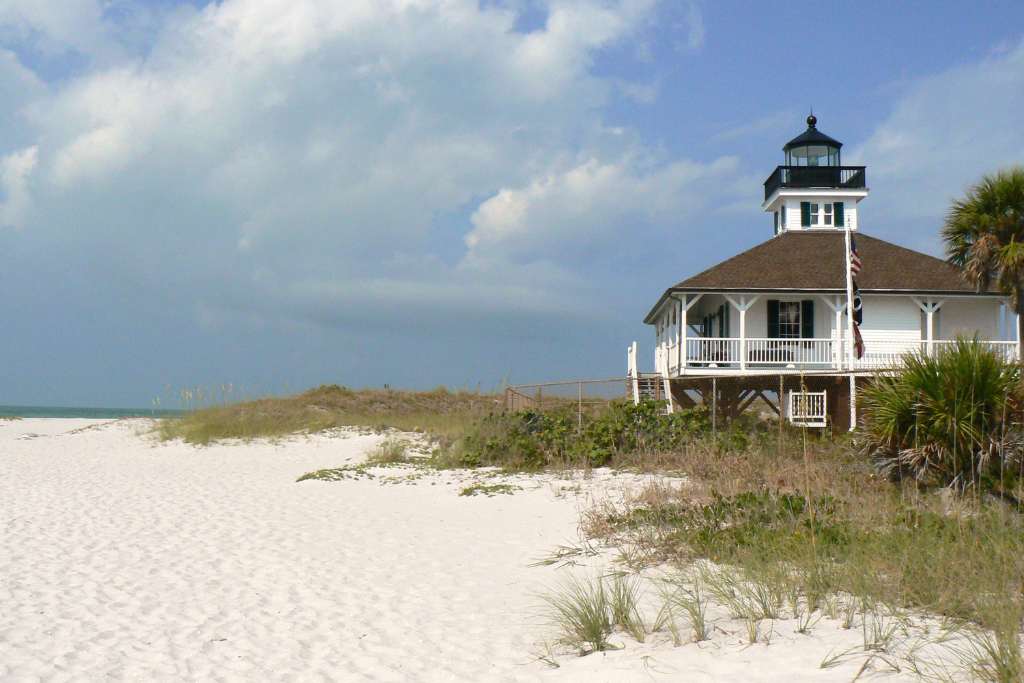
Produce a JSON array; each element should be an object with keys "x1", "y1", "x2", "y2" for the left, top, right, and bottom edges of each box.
[{"x1": 0, "y1": 419, "x2": 937, "y2": 681}]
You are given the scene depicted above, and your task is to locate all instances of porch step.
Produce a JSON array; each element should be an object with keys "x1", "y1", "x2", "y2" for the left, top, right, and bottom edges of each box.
[{"x1": 632, "y1": 374, "x2": 671, "y2": 414}]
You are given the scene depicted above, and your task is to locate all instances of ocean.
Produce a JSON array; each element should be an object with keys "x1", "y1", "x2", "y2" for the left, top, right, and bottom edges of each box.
[{"x1": 0, "y1": 405, "x2": 184, "y2": 419}]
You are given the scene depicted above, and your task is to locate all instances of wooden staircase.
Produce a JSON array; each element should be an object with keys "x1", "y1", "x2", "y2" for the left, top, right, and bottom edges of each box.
[
  {"x1": 627, "y1": 341, "x2": 674, "y2": 414},
  {"x1": 635, "y1": 373, "x2": 662, "y2": 402}
]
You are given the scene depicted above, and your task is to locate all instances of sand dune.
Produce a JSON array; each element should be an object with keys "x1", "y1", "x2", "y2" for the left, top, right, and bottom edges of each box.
[{"x1": 0, "y1": 419, "x2": 921, "y2": 681}]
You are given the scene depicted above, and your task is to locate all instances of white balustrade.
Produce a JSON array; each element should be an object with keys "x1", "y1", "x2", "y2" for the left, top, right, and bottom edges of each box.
[
  {"x1": 685, "y1": 337, "x2": 741, "y2": 365},
  {"x1": 788, "y1": 390, "x2": 827, "y2": 427},
  {"x1": 669, "y1": 337, "x2": 1020, "y2": 375},
  {"x1": 745, "y1": 338, "x2": 834, "y2": 366}
]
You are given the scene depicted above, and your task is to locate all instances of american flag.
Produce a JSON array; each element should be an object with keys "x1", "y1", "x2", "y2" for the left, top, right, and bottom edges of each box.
[
  {"x1": 850, "y1": 236, "x2": 863, "y2": 276},
  {"x1": 853, "y1": 322, "x2": 865, "y2": 359},
  {"x1": 852, "y1": 283, "x2": 863, "y2": 325}
]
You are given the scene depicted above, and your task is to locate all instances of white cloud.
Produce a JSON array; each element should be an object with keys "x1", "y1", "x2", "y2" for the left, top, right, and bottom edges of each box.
[
  {"x1": 0, "y1": 0, "x2": 117, "y2": 60},
  {"x1": 851, "y1": 40, "x2": 1024, "y2": 224},
  {"x1": 0, "y1": 145, "x2": 37, "y2": 229},
  {"x1": 0, "y1": 0, "x2": 745, "y2": 332},
  {"x1": 465, "y1": 154, "x2": 740, "y2": 264}
]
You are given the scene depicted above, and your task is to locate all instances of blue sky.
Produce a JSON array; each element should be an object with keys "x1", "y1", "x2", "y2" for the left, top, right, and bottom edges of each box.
[{"x1": 0, "y1": 0, "x2": 1022, "y2": 408}]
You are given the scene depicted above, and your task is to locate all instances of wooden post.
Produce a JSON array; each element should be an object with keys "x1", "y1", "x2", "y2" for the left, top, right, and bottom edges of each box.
[
  {"x1": 778, "y1": 374, "x2": 784, "y2": 456},
  {"x1": 577, "y1": 382, "x2": 583, "y2": 433},
  {"x1": 711, "y1": 377, "x2": 717, "y2": 437}
]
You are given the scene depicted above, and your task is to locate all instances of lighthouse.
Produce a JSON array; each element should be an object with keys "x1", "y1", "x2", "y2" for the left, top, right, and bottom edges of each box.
[{"x1": 762, "y1": 115, "x2": 868, "y2": 235}]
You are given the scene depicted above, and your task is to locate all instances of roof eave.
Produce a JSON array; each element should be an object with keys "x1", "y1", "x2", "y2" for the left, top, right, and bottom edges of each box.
[{"x1": 643, "y1": 286, "x2": 1004, "y2": 324}]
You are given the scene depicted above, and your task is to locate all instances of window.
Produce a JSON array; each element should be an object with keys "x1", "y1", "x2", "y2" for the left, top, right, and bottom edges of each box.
[
  {"x1": 778, "y1": 301, "x2": 801, "y2": 338},
  {"x1": 803, "y1": 202, "x2": 835, "y2": 227},
  {"x1": 781, "y1": 205, "x2": 787, "y2": 228},
  {"x1": 768, "y1": 300, "x2": 815, "y2": 339}
]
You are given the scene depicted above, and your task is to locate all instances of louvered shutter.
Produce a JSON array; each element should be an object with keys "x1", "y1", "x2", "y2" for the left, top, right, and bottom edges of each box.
[
  {"x1": 834, "y1": 201, "x2": 845, "y2": 227},
  {"x1": 800, "y1": 202, "x2": 811, "y2": 227},
  {"x1": 767, "y1": 300, "x2": 780, "y2": 338},
  {"x1": 801, "y1": 300, "x2": 814, "y2": 338}
]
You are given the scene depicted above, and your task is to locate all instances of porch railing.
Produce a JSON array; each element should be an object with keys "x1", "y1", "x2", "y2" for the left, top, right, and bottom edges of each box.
[
  {"x1": 763, "y1": 165, "x2": 867, "y2": 200},
  {"x1": 684, "y1": 337, "x2": 835, "y2": 367},
  {"x1": 661, "y1": 337, "x2": 1020, "y2": 373}
]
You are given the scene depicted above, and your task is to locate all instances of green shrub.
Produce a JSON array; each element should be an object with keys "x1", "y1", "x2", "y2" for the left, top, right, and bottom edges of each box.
[
  {"x1": 860, "y1": 338, "x2": 1024, "y2": 496},
  {"x1": 445, "y1": 400, "x2": 710, "y2": 470}
]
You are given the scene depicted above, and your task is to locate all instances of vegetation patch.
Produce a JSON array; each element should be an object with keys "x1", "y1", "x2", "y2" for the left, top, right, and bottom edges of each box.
[
  {"x1": 296, "y1": 465, "x2": 375, "y2": 482},
  {"x1": 861, "y1": 339, "x2": 1024, "y2": 499},
  {"x1": 440, "y1": 400, "x2": 729, "y2": 471},
  {"x1": 159, "y1": 384, "x2": 502, "y2": 445},
  {"x1": 365, "y1": 438, "x2": 412, "y2": 465},
  {"x1": 458, "y1": 483, "x2": 520, "y2": 497}
]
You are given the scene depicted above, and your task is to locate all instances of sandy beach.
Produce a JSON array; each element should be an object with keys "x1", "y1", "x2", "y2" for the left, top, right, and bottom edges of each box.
[{"x1": 1, "y1": 419, "x2": 929, "y2": 681}]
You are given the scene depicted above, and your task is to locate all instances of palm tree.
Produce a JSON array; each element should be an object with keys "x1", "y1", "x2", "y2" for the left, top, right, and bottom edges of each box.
[{"x1": 943, "y1": 167, "x2": 1024, "y2": 354}]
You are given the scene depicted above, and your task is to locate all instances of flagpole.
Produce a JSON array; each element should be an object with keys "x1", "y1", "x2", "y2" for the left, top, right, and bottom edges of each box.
[{"x1": 844, "y1": 224, "x2": 857, "y2": 431}]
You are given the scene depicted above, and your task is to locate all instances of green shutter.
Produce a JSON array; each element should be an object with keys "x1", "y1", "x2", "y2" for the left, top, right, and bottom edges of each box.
[
  {"x1": 800, "y1": 202, "x2": 811, "y2": 227},
  {"x1": 801, "y1": 300, "x2": 814, "y2": 338},
  {"x1": 834, "y1": 201, "x2": 845, "y2": 227},
  {"x1": 767, "y1": 300, "x2": 780, "y2": 338}
]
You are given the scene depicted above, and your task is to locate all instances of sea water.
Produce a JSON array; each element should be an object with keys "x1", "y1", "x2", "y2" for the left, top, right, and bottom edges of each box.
[{"x1": 0, "y1": 405, "x2": 184, "y2": 419}]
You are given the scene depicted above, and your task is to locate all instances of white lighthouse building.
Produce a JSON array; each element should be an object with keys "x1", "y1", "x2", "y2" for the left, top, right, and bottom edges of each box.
[{"x1": 629, "y1": 116, "x2": 1017, "y2": 429}]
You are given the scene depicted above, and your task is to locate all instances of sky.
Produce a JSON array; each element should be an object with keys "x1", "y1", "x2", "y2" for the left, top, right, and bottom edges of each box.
[{"x1": 0, "y1": 0, "x2": 1023, "y2": 408}]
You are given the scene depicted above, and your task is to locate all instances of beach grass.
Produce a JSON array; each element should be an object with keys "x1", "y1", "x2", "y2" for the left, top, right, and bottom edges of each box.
[
  {"x1": 542, "y1": 575, "x2": 617, "y2": 655},
  {"x1": 158, "y1": 384, "x2": 501, "y2": 445},
  {"x1": 576, "y1": 437, "x2": 1024, "y2": 678}
]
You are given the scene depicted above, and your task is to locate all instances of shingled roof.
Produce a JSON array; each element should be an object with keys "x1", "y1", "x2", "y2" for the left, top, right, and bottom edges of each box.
[{"x1": 644, "y1": 231, "x2": 1000, "y2": 323}]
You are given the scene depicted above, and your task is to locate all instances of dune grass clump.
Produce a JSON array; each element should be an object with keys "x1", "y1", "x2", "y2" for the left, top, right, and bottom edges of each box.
[
  {"x1": 607, "y1": 574, "x2": 647, "y2": 642},
  {"x1": 543, "y1": 576, "x2": 616, "y2": 655},
  {"x1": 655, "y1": 572, "x2": 710, "y2": 643},
  {"x1": 365, "y1": 438, "x2": 410, "y2": 465},
  {"x1": 159, "y1": 384, "x2": 499, "y2": 445}
]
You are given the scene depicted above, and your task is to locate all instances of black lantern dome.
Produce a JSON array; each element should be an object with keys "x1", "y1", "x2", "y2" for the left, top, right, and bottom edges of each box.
[{"x1": 783, "y1": 115, "x2": 842, "y2": 167}]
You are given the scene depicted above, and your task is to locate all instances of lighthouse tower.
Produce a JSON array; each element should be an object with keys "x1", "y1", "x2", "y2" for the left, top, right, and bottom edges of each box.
[{"x1": 762, "y1": 115, "x2": 868, "y2": 236}]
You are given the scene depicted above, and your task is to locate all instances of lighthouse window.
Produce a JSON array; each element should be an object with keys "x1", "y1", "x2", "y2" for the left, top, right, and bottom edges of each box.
[{"x1": 806, "y1": 203, "x2": 835, "y2": 227}]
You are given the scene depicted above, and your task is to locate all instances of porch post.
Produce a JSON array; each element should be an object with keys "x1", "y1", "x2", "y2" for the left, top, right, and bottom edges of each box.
[
  {"x1": 912, "y1": 298, "x2": 944, "y2": 357},
  {"x1": 835, "y1": 299, "x2": 844, "y2": 370},
  {"x1": 679, "y1": 298, "x2": 687, "y2": 374},
  {"x1": 1016, "y1": 310, "x2": 1021, "y2": 362},
  {"x1": 675, "y1": 293, "x2": 702, "y2": 376},
  {"x1": 926, "y1": 304, "x2": 934, "y2": 357},
  {"x1": 818, "y1": 295, "x2": 846, "y2": 371},
  {"x1": 739, "y1": 296, "x2": 747, "y2": 371}
]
